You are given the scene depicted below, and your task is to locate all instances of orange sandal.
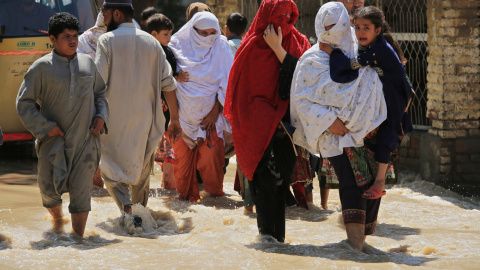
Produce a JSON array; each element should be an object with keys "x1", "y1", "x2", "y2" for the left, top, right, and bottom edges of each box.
[{"x1": 362, "y1": 185, "x2": 386, "y2": 200}]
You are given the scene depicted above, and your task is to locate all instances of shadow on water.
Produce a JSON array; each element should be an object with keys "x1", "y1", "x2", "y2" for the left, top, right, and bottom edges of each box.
[
  {"x1": 29, "y1": 230, "x2": 122, "y2": 250},
  {"x1": 0, "y1": 233, "x2": 13, "y2": 250},
  {"x1": 0, "y1": 141, "x2": 38, "y2": 185},
  {"x1": 246, "y1": 239, "x2": 436, "y2": 266},
  {"x1": 374, "y1": 223, "x2": 421, "y2": 241},
  {"x1": 154, "y1": 188, "x2": 244, "y2": 212},
  {"x1": 198, "y1": 194, "x2": 244, "y2": 210},
  {"x1": 395, "y1": 171, "x2": 480, "y2": 210},
  {"x1": 285, "y1": 205, "x2": 335, "y2": 222}
]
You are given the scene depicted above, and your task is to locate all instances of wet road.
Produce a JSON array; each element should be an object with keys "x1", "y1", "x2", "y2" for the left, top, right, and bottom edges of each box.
[
  {"x1": 0, "y1": 141, "x2": 37, "y2": 185},
  {"x1": 1, "y1": 141, "x2": 480, "y2": 269}
]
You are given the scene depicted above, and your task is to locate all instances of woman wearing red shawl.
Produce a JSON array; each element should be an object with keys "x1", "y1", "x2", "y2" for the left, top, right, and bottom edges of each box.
[{"x1": 224, "y1": 0, "x2": 310, "y2": 242}]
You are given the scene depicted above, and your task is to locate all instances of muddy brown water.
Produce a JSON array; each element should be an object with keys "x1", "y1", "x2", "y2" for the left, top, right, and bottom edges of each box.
[{"x1": 1, "y1": 142, "x2": 480, "y2": 269}]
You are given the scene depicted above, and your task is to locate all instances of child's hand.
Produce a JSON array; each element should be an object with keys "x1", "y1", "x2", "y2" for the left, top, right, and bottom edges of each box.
[
  {"x1": 47, "y1": 125, "x2": 64, "y2": 137},
  {"x1": 168, "y1": 118, "x2": 182, "y2": 143},
  {"x1": 162, "y1": 100, "x2": 168, "y2": 112},
  {"x1": 328, "y1": 118, "x2": 349, "y2": 136},
  {"x1": 200, "y1": 101, "x2": 220, "y2": 137},
  {"x1": 319, "y1": 42, "x2": 333, "y2": 55},
  {"x1": 90, "y1": 117, "x2": 105, "y2": 134},
  {"x1": 175, "y1": 70, "x2": 189, "y2": 82}
]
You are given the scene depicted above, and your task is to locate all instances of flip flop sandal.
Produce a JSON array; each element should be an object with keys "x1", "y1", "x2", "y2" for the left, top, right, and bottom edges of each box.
[{"x1": 362, "y1": 185, "x2": 386, "y2": 200}]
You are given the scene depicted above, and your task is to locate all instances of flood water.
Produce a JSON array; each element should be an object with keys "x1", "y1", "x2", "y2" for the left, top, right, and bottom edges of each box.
[{"x1": 1, "y1": 142, "x2": 480, "y2": 269}]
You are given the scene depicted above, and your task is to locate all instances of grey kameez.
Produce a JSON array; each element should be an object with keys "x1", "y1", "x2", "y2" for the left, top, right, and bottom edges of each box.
[{"x1": 16, "y1": 51, "x2": 108, "y2": 213}]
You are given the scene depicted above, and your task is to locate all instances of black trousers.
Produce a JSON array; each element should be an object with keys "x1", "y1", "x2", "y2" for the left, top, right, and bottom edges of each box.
[
  {"x1": 250, "y1": 129, "x2": 297, "y2": 242},
  {"x1": 328, "y1": 151, "x2": 381, "y2": 235}
]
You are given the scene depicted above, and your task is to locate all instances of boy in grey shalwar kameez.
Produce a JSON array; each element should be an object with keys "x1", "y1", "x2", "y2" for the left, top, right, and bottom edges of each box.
[{"x1": 16, "y1": 13, "x2": 108, "y2": 237}]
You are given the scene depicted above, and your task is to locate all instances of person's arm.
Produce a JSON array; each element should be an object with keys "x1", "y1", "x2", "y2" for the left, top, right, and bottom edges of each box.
[
  {"x1": 263, "y1": 24, "x2": 298, "y2": 100},
  {"x1": 200, "y1": 98, "x2": 221, "y2": 136},
  {"x1": 94, "y1": 35, "x2": 110, "y2": 84},
  {"x1": 264, "y1": 24, "x2": 287, "y2": 63},
  {"x1": 357, "y1": 46, "x2": 378, "y2": 68},
  {"x1": 174, "y1": 70, "x2": 189, "y2": 82},
  {"x1": 16, "y1": 63, "x2": 59, "y2": 139},
  {"x1": 163, "y1": 90, "x2": 181, "y2": 142},
  {"x1": 278, "y1": 53, "x2": 298, "y2": 100},
  {"x1": 320, "y1": 42, "x2": 360, "y2": 83},
  {"x1": 159, "y1": 50, "x2": 181, "y2": 143},
  {"x1": 90, "y1": 63, "x2": 108, "y2": 134},
  {"x1": 375, "y1": 162, "x2": 389, "y2": 185},
  {"x1": 371, "y1": 121, "x2": 393, "y2": 164}
]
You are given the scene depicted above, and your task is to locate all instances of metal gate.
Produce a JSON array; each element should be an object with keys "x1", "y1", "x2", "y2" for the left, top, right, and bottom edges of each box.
[{"x1": 241, "y1": 0, "x2": 429, "y2": 128}]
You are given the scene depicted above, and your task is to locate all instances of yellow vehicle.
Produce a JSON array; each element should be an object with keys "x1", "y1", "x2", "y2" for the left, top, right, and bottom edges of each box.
[{"x1": 0, "y1": 0, "x2": 98, "y2": 142}]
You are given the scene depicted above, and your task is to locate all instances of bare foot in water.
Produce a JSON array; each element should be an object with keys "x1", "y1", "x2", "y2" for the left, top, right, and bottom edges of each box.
[
  {"x1": 124, "y1": 205, "x2": 133, "y2": 215},
  {"x1": 47, "y1": 206, "x2": 64, "y2": 234},
  {"x1": 244, "y1": 206, "x2": 254, "y2": 215},
  {"x1": 52, "y1": 217, "x2": 65, "y2": 234}
]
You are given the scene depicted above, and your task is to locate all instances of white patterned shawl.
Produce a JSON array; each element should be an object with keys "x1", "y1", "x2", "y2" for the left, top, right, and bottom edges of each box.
[
  {"x1": 290, "y1": 2, "x2": 387, "y2": 157},
  {"x1": 77, "y1": 13, "x2": 106, "y2": 59}
]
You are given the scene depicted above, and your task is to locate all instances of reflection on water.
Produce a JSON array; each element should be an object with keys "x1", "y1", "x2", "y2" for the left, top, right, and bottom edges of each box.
[{"x1": 1, "y1": 142, "x2": 480, "y2": 269}]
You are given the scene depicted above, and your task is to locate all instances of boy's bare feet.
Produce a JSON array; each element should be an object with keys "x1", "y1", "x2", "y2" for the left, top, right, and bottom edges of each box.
[
  {"x1": 52, "y1": 217, "x2": 65, "y2": 234},
  {"x1": 244, "y1": 206, "x2": 254, "y2": 215},
  {"x1": 124, "y1": 205, "x2": 132, "y2": 215},
  {"x1": 47, "y1": 206, "x2": 64, "y2": 234}
]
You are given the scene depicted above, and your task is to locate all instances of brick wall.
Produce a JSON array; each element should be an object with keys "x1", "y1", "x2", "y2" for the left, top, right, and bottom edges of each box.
[
  {"x1": 206, "y1": 0, "x2": 242, "y2": 31},
  {"x1": 396, "y1": 131, "x2": 423, "y2": 173},
  {"x1": 422, "y1": 0, "x2": 480, "y2": 195},
  {"x1": 426, "y1": 0, "x2": 480, "y2": 138}
]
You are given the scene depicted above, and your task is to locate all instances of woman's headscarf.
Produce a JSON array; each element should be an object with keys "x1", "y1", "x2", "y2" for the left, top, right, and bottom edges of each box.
[
  {"x1": 316, "y1": 2, "x2": 357, "y2": 58},
  {"x1": 186, "y1": 2, "x2": 212, "y2": 22},
  {"x1": 169, "y1": 12, "x2": 233, "y2": 141},
  {"x1": 290, "y1": 2, "x2": 387, "y2": 157},
  {"x1": 77, "y1": 12, "x2": 106, "y2": 59},
  {"x1": 223, "y1": 0, "x2": 311, "y2": 181}
]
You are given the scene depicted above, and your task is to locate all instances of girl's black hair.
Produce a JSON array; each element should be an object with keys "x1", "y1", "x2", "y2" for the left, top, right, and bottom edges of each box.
[{"x1": 353, "y1": 6, "x2": 405, "y2": 63}]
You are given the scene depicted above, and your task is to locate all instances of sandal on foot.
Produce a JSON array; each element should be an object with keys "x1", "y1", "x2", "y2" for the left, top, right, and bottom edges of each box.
[{"x1": 362, "y1": 185, "x2": 386, "y2": 200}]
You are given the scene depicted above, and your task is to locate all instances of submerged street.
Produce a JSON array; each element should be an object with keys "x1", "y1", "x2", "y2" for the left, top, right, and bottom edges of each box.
[{"x1": 1, "y1": 142, "x2": 479, "y2": 269}]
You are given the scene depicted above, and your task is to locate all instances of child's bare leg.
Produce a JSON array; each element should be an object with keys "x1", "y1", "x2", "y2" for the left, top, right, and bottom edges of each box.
[
  {"x1": 47, "y1": 206, "x2": 64, "y2": 234},
  {"x1": 320, "y1": 188, "x2": 330, "y2": 209},
  {"x1": 71, "y1": 212, "x2": 89, "y2": 237},
  {"x1": 306, "y1": 191, "x2": 313, "y2": 204},
  {"x1": 363, "y1": 163, "x2": 388, "y2": 199},
  {"x1": 373, "y1": 162, "x2": 388, "y2": 192},
  {"x1": 345, "y1": 222, "x2": 365, "y2": 251}
]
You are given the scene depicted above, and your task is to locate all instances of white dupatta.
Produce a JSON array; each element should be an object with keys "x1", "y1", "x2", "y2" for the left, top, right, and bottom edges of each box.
[{"x1": 169, "y1": 12, "x2": 233, "y2": 142}]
